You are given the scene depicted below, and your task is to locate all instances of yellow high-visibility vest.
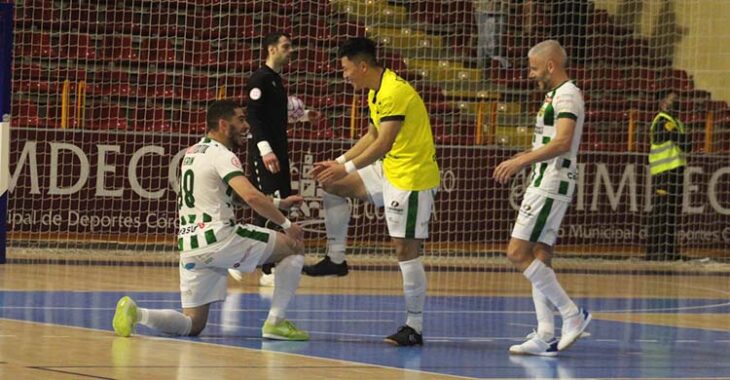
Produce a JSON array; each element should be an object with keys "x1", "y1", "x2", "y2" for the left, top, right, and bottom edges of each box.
[{"x1": 649, "y1": 111, "x2": 686, "y2": 176}]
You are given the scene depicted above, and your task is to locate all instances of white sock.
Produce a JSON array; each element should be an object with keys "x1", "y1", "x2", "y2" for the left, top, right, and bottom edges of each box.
[
  {"x1": 267, "y1": 254, "x2": 304, "y2": 325},
  {"x1": 323, "y1": 192, "x2": 349, "y2": 264},
  {"x1": 523, "y1": 259, "x2": 578, "y2": 319},
  {"x1": 137, "y1": 308, "x2": 192, "y2": 336},
  {"x1": 399, "y1": 256, "x2": 427, "y2": 333},
  {"x1": 532, "y1": 285, "x2": 555, "y2": 340}
]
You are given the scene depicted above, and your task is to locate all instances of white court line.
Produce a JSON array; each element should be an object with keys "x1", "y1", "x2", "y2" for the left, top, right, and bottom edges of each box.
[
  {"x1": 598, "y1": 301, "x2": 730, "y2": 314},
  {"x1": 135, "y1": 298, "x2": 730, "y2": 316},
  {"x1": 286, "y1": 319, "x2": 393, "y2": 323},
  {"x1": 206, "y1": 322, "x2": 530, "y2": 341}
]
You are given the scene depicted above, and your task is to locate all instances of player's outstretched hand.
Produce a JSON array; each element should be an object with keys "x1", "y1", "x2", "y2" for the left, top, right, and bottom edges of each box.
[
  {"x1": 309, "y1": 160, "x2": 336, "y2": 177},
  {"x1": 280, "y1": 195, "x2": 304, "y2": 210},
  {"x1": 285, "y1": 222, "x2": 304, "y2": 241}
]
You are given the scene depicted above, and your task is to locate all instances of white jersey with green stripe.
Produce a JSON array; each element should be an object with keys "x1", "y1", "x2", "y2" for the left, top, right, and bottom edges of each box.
[
  {"x1": 527, "y1": 80, "x2": 584, "y2": 202},
  {"x1": 177, "y1": 137, "x2": 245, "y2": 253}
]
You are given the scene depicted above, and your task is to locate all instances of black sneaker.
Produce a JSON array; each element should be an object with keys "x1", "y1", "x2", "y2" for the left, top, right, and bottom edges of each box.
[
  {"x1": 261, "y1": 263, "x2": 275, "y2": 275},
  {"x1": 384, "y1": 325, "x2": 423, "y2": 346},
  {"x1": 302, "y1": 256, "x2": 349, "y2": 277}
]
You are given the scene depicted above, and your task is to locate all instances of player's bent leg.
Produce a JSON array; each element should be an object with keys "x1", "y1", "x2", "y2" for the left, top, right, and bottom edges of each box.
[
  {"x1": 506, "y1": 238, "x2": 537, "y2": 271},
  {"x1": 113, "y1": 296, "x2": 198, "y2": 337},
  {"x1": 264, "y1": 231, "x2": 304, "y2": 264},
  {"x1": 182, "y1": 304, "x2": 212, "y2": 336},
  {"x1": 304, "y1": 172, "x2": 368, "y2": 277},
  {"x1": 532, "y1": 243, "x2": 554, "y2": 268},
  {"x1": 260, "y1": 232, "x2": 309, "y2": 341},
  {"x1": 320, "y1": 170, "x2": 370, "y2": 201},
  {"x1": 303, "y1": 191, "x2": 352, "y2": 277}
]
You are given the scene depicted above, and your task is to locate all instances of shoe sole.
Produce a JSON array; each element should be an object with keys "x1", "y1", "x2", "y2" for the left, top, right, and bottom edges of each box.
[
  {"x1": 558, "y1": 312, "x2": 592, "y2": 351},
  {"x1": 112, "y1": 298, "x2": 134, "y2": 337},
  {"x1": 302, "y1": 270, "x2": 349, "y2": 277},
  {"x1": 262, "y1": 333, "x2": 309, "y2": 341},
  {"x1": 509, "y1": 348, "x2": 558, "y2": 357},
  {"x1": 383, "y1": 338, "x2": 423, "y2": 346}
]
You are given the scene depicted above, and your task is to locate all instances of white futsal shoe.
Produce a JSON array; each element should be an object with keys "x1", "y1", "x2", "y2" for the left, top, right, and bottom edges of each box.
[
  {"x1": 558, "y1": 308, "x2": 592, "y2": 351},
  {"x1": 509, "y1": 331, "x2": 559, "y2": 356}
]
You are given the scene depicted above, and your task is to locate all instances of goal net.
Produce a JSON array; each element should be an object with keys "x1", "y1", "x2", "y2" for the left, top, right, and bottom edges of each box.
[{"x1": 7, "y1": 0, "x2": 730, "y2": 276}]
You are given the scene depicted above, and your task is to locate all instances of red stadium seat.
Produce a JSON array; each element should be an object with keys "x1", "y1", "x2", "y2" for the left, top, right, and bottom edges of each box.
[
  {"x1": 140, "y1": 38, "x2": 178, "y2": 66},
  {"x1": 133, "y1": 107, "x2": 173, "y2": 132},
  {"x1": 293, "y1": 15, "x2": 333, "y2": 45},
  {"x1": 88, "y1": 103, "x2": 129, "y2": 130},
  {"x1": 183, "y1": 40, "x2": 218, "y2": 68},
  {"x1": 59, "y1": 34, "x2": 99, "y2": 61},
  {"x1": 177, "y1": 109, "x2": 207, "y2": 134},
  {"x1": 12, "y1": 100, "x2": 42, "y2": 127},
  {"x1": 137, "y1": 72, "x2": 179, "y2": 99},
  {"x1": 15, "y1": 31, "x2": 55, "y2": 58},
  {"x1": 102, "y1": 36, "x2": 138, "y2": 63}
]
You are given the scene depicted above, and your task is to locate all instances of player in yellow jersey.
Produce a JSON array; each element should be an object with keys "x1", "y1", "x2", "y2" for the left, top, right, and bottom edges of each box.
[{"x1": 309, "y1": 37, "x2": 440, "y2": 346}]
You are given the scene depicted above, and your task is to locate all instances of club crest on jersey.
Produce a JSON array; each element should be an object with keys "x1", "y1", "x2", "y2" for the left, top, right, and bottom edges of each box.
[
  {"x1": 231, "y1": 156, "x2": 242, "y2": 168},
  {"x1": 197, "y1": 222, "x2": 206, "y2": 229}
]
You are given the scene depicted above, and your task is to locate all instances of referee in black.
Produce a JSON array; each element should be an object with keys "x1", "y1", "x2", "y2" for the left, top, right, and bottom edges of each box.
[
  {"x1": 236, "y1": 32, "x2": 320, "y2": 284},
  {"x1": 247, "y1": 32, "x2": 294, "y2": 224}
]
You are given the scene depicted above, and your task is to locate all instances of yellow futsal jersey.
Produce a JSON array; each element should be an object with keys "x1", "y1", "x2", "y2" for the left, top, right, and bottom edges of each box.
[{"x1": 367, "y1": 69, "x2": 440, "y2": 190}]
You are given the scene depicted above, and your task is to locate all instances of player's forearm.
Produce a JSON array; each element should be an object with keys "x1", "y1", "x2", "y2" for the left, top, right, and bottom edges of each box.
[
  {"x1": 351, "y1": 137, "x2": 390, "y2": 170},
  {"x1": 245, "y1": 193, "x2": 288, "y2": 226},
  {"x1": 516, "y1": 140, "x2": 570, "y2": 167},
  {"x1": 341, "y1": 133, "x2": 376, "y2": 160}
]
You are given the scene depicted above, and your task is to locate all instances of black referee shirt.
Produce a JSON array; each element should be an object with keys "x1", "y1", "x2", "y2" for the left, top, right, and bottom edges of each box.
[{"x1": 246, "y1": 65, "x2": 289, "y2": 160}]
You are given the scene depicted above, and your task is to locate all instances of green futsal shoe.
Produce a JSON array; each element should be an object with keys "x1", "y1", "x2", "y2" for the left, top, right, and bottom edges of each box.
[
  {"x1": 113, "y1": 296, "x2": 138, "y2": 337},
  {"x1": 262, "y1": 319, "x2": 310, "y2": 341}
]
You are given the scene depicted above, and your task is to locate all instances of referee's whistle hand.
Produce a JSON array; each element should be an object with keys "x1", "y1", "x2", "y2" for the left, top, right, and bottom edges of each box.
[{"x1": 263, "y1": 153, "x2": 280, "y2": 173}]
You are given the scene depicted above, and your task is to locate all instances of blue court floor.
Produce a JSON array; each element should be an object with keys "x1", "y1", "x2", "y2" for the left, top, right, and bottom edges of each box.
[{"x1": 1, "y1": 291, "x2": 729, "y2": 379}]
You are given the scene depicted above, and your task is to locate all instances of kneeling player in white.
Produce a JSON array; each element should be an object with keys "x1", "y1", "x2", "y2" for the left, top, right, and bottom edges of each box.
[
  {"x1": 112, "y1": 100, "x2": 308, "y2": 340},
  {"x1": 493, "y1": 40, "x2": 591, "y2": 356}
]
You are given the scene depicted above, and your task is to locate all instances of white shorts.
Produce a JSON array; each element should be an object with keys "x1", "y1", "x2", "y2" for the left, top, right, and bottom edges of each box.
[
  {"x1": 511, "y1": 191, "x2": 569, "y2": 246},
  {"x1": 178, "y1": 224, "x2": 276, "y2": 308},
  {"x1": 358, "y1": 161, "x2": 437, "y2": 239}
]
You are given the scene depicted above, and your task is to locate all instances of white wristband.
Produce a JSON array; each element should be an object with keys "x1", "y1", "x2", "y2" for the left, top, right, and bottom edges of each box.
[
  {"x1": 257, "y1": 141, "x2": 273, "y2": 157},
  {"x1": 344, "y1": 161, "x2": 357, "y2": 174},
  {"x1": 279, "y1": 218, "x2": 292, "y2": 230},
  {"x1": 335, "y1": 155, "x2": 347, "y2": 164},
  {"x1": 272, "y1": 198, "x2": 281, "y2": 208}
]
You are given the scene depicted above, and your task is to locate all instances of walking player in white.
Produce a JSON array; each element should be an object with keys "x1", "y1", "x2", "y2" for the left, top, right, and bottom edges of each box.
[
  {"x1": 493, "y1": 40, "x2": 591, "y2": 356},
  {"x1": 112, "y1": 99, "x2": 309, "y2": 341}
]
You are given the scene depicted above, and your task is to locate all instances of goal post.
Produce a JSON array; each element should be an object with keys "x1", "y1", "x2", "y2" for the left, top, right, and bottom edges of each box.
[{"x1": 0, "y1": 2, "x2": 13, "y2": 264}]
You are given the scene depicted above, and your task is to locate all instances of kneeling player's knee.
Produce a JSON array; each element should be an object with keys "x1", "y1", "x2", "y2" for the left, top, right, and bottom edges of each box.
[
  {"x1": 285, "y1": 237, "x2": 304, "y2": 255},
  {"x1": 189, "y1": 318, "x2": 207, "y2": 336}
]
